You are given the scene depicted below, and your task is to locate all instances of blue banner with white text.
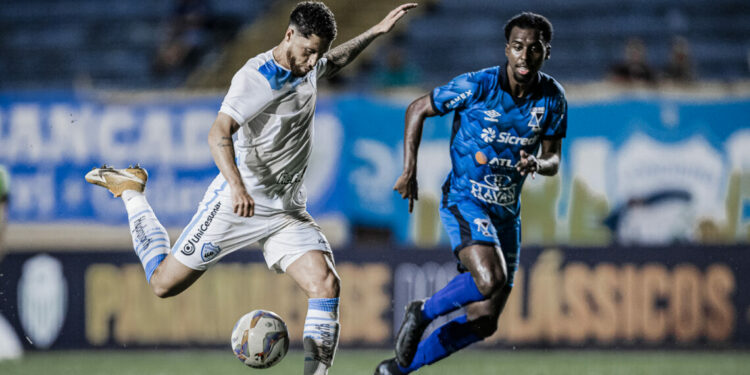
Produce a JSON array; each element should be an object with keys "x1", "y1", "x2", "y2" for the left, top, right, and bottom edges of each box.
[{"x1": 0, "y1": 91, "x2": 748, "y2": 245}]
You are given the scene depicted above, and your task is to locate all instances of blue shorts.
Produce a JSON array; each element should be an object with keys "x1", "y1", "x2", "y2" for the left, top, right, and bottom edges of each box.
[{"x1": 439, "y1": 200, "x2": 521, "y2": 286}]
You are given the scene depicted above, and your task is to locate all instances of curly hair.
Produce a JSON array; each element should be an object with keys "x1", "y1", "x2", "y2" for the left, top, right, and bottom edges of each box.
[
  {"x1": 504, "y1": 12, "x2": 553, "y2": 44},
  {"x1": 289, "y1": 2, "x2": 337, "y2": 41}
]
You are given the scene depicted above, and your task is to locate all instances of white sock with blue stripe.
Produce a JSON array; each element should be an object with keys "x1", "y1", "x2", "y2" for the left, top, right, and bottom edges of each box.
[
  {"x1": 303, "y1": 297, "x2": 340, "y2": 375},
  {"x1": 122, "y1": 190, "x2": 169, "y2": 282}
]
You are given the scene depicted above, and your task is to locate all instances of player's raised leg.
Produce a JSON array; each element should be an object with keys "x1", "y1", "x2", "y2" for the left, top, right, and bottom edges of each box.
[
  {"x1": 394, "y1": 270, "x2": 486, "y2": 366},
  {"x1": 285, "y1": 250, "x2": 341, "y2": 375},
  {"x1": 377, "y1": 244, "x2": 509, "y2": 375},
  {"x1": 85, "y1": 165, "x2": 204, "y2": 298}
]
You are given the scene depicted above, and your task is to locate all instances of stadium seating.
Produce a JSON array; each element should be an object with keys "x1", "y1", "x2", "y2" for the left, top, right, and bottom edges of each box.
[
  {"x1": 0, "y1": 0, "x2": 747, "y2": 89},
  {"x1": 0, "y1": 0, "x2": 267, "y2": 89},
  {"x1": 399, "y1": 0, "x2": 750, "y2": 85}
]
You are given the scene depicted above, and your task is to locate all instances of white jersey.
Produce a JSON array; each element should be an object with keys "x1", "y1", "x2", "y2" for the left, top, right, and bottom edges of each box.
[{"x1": 218, "y1": 50, "x2": 329, "y2": 214}]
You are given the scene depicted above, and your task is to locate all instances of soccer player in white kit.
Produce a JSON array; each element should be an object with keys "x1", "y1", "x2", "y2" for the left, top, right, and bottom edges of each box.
[{"x1": 85, "y1": 2, "x2": 417, "y2": 374}]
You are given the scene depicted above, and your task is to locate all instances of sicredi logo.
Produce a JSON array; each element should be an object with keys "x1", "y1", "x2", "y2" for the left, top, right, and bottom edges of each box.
[{"x1": 496, "y1": 132, "x2": 539, "y2": 146}]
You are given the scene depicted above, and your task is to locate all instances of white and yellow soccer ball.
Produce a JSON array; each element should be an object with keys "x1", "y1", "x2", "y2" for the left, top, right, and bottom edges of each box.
[{"x1": 230, "y1": 310, "x2": 290, "y2": 369}]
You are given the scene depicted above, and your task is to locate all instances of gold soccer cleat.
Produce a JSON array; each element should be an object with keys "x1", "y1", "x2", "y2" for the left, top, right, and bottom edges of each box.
[{"x1": 85, "y1": 164, "x2": 148, "y2": 197}]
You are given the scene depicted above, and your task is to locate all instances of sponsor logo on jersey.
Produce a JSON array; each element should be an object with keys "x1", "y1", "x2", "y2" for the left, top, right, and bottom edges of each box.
[
  {"x1": 473, "y1": 218, "x2": 493, "y2": 237},
  {"x1": 528, "y1": 107, "x2": 544, "y2": 132},
  {"x1": 470, "y1": 174, "x2": 517, "y2": 206},
  {"x1": 182, "y1": 201, "x2": 222, "y2": 255},
  {"x1": 481, "y1": 128, "x2": 496, "y2": 143},
  {"x1": 201, "y1": 242, "x2": 221, "y2": 261},
  {"x1": 480, "y1": 129, "x2": 539, "y2": 146},
  {"x1": 446, "y1": 89, "x2": 473, "y2": 109},
  {"x1": 483, "y1": 110, "x2": 502, "y2": 122},
  {"x1": 496, "y1": 132, "x2": 539, "y2": 146},
  {"x1": 489, "y1": 157, "x2": 513, "y2": 168}
]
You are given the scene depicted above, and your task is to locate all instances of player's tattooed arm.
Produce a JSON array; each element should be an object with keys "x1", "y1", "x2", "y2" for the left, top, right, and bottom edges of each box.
[
  {"x1": 209, "y1": 113, "x2": 255, "y2": 217},
  {"x1": 323, "y1": 3, "x2": 417, "y2": 78},
  {"x1": 394, "y1": 93, "x2": 439, "y2": 213},
  {"x1": 323, "y1": 32, "x2": 375, "y2": 78},
  {"x1": 517, "y1": 139, "x2": 562, "y2": 177},
  {"x1": 217, "y1": 136, "x2": 233, "y2": 147}
]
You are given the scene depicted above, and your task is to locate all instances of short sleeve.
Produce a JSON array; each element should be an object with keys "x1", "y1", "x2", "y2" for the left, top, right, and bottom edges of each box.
[
  {"x1": 315, "y1": 57, "x2": 330, "y2": 79},
  {"x1": 219, "y1": 68, "x2": 274, "y2": 125},
  {"x1": 544, "y1": 93, "x2": 567, "y2": 139},
  {"x1": 430, "y1": 72, "x2": 483, "y2": 115}
]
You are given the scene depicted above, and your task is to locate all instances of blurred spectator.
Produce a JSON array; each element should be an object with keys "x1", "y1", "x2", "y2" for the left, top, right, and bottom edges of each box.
[
  {"x1": 608, "y1": 37, "x2": 657, "y2": 84},
  {"x1": 371, "y1": 44, "x2": 422, "y2": 89},
  {"x1": 152, "y1": 0, "x2": 213, "y2": 76},
  {"x1": 662, "y1": 36, "x2": 696, "y2": 83}
]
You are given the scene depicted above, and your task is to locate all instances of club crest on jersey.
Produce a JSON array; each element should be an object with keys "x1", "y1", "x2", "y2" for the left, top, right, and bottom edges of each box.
[
  {"x1": 469, "y1": 174, "x2": 517, "y2": 206},
  {"x1": 473, "y1": 218, "x2": 493, "y2": 237},
  {"x1": 528, "y1": 107, "x2": 544, "y2": 132},
  {"x1": 201, "y1": 242, "x2": 221, "y2": 261},
  {"x1": 483, "y1": 110, "x2": 502, "y2": 122}
]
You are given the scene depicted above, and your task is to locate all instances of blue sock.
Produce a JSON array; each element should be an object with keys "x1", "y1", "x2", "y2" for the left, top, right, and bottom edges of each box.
[
  {"x1": 422, "y1": 272, "x2": 485, "y2": 321},
  {"x1": 398, "y1": 314, "x2": 482, "y2": 374}
]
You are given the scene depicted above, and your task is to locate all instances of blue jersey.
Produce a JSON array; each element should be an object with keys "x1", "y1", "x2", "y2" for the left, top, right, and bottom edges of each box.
[{"x1": 431, "y1": 65, "x2": 567, "y2": 223}]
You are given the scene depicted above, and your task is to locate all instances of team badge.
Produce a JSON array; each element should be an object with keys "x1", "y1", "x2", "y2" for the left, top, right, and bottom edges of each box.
[
  {"x1": 201, "y1": 242, "x2": 221, "y2": 261},
  {"x1": 528, "y1": 107, "x2": 545, "y2": 132},
  {"x1": 473, "y1": 218, "x2": 493, "y2": 237}
]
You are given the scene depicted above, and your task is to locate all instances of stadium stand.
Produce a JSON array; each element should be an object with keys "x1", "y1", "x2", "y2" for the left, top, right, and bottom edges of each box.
[
  {"x1": 0, "y1": 0, "x2": 266, "y2": 89},
  {"x1": 400, "y1": 0, "x2": 750, "y2": 86},
  {"x1": 185, "y1": 0, "x2": 417, "y2": 89},
  {"x1": 0, "y1": 0, "x2": 747, "y2": 89}
]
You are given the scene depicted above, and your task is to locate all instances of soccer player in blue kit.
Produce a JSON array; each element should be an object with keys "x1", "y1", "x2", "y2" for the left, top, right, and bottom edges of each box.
[{"x1": 375, "y1": 12, "x2": 567, "y2": 374}]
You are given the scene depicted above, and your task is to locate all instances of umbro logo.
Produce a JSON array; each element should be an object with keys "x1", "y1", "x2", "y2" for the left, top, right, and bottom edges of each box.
[{"x1": 483, "y1": 110, "x2": 502, "y2": 122}]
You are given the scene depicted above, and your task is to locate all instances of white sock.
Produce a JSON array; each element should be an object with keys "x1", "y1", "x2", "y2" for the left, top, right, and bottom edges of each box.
[
  {"x1": 303, "y1": 298, "x2": 340, "y2": 375},
  {"x1": 121, "y1": 190, "x2": 170, "y2": 282}
]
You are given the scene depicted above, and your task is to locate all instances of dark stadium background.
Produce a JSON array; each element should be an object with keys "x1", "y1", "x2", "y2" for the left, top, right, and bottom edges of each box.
[{"x1": 1, "y1": 0, "x2": 749, "y2": 374}]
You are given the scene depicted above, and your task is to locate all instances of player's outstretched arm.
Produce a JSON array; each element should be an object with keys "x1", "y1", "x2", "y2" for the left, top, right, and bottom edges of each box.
[
  {"x1": 516, "y1": 139, "x2": 562, "y2": 177},
  {"x1": 208, "y1": 113, "x2": 255, "y2": 217},
  {"x1": 394, "y1": 94, "x2": 439, "y2": 213},
  {"x1": 323, "y1": 3, "x2": 417, "y2": 78}
]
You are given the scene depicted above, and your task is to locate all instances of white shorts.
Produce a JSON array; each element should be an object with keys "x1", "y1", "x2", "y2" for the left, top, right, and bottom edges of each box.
[{"x1": 171, "y1": 182, "x2": 332, "y2": 272}]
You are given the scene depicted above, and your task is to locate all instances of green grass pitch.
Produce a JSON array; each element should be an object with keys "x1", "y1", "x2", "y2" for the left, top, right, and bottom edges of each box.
[{"x1": 1, "y1": 349, "x2": 748, "y2": 375}]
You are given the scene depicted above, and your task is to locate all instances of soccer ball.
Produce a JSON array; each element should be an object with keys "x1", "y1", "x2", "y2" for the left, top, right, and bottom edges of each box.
[{"x1": 230, "y1": 310, "x2": 290, "y2": 369}]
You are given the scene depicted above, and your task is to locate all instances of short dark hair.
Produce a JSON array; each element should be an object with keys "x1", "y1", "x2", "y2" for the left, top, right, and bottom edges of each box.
[
  {"x1": 504, "y1": 12, "x2": 553, "y2": 44},
  {"x1": 289, "y1": 2, "x2": 337, "y2": 41}
]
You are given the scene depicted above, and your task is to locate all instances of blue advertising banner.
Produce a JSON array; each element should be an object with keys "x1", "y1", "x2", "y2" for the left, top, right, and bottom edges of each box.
[
  {"x1": 1, "y1": 91, "x2": 748, "y2": 245},
  {"x1": 0, "y1": 245, "x2": 746, "y2": 350}
]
